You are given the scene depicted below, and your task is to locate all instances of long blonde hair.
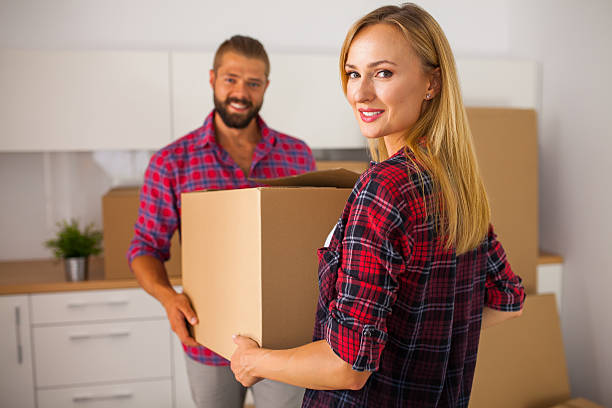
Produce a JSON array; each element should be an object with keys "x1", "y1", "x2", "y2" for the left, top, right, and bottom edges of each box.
[{"x1": 340, "y1": 3, "x2": 490, "y2": 254}]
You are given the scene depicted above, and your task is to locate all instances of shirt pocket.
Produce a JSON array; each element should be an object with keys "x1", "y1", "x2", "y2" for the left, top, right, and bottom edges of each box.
[{"x1": 316, "y1": 247, "x2": 341, "y2": 309}]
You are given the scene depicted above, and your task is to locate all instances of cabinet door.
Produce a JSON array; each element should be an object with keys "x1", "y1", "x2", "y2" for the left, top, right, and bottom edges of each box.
[
  {"x1": 0, "y1": 50, "x2": 171, "y2": 151},
  {"x1": 0, "y1": 295, "x2": 35, "y2": 408}
]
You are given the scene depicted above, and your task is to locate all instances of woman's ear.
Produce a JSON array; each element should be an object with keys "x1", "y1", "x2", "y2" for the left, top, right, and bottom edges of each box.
[{"x1": 426, "y1": 67, "x2": 441, "y2": 99}]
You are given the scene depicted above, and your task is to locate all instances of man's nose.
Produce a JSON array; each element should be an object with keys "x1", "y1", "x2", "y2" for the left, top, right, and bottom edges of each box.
[{"x1": 231, "y1": 80, "x2": 250, "y2": 99}]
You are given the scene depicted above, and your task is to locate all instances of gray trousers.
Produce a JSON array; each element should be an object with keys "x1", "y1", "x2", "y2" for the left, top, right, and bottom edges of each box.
[{"x1": 185, "y1": 354, "x2": 305, "y2": 408}]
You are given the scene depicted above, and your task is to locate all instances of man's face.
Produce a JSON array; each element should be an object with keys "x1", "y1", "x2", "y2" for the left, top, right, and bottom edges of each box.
[{"x1": 210, "y1": 51, "x2": 269, "y2": 129}]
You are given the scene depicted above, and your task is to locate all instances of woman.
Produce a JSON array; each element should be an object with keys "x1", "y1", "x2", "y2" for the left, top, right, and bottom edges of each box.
[{"x1": 230, "y1": 4, "x2": 525, "y2": 407}]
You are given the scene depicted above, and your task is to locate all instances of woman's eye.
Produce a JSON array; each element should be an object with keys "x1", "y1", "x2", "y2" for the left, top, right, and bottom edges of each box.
[
  {"x1": 346, "y1": 71, "x2": 360, "y2": 79},
  {"x1": 375, "y1": 70, "x2": 393, "y2": 78}
]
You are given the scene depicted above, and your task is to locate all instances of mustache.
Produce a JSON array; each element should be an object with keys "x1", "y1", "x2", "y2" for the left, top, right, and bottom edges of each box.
[{"x1": 225, "y1": 97, "x2": 253, "y2": 109}]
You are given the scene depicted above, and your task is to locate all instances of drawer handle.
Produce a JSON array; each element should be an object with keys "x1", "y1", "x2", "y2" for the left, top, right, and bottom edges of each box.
[
  {"x1": 67, "y1": 299, "x2": 129, "y2": 308},
  {"x1": 72, "y1": 391, "x2": 133, "y2": 402},
  {"x1": 69, "y1": 330, "x2": 131, "y2": 340},
  {"x1": 15, "y1": 306, "x2": 23, "y2": 364}
]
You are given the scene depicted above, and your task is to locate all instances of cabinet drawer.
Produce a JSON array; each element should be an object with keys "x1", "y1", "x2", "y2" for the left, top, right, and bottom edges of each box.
[
  {"x1": 33, "y1": 319, "x2": 171, "y2": 387},
  {"x1": 31, "y1": 288, "x2": 165, "y2": 324},
  {"x1": 37, "y1": 379, "x2": 172, "y2": 408}
]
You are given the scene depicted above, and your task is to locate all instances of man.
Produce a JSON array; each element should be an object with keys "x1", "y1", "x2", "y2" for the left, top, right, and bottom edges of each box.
[{"x1": 128, "y1": 35, "x2": 315, "y2": 408}]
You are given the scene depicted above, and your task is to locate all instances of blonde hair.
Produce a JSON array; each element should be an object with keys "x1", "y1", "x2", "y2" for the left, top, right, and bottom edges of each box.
[{"x1": 340, "y1": 3, "x2": 490, "y2": 254}]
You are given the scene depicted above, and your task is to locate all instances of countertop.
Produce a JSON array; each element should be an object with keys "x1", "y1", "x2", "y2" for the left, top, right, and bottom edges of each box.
[
  {"x1": 0, "y1": 252, "x2": 562, "y2": 295},
  {"x1": 0, "y1": 257, "x2": 181, "y2": 295}
]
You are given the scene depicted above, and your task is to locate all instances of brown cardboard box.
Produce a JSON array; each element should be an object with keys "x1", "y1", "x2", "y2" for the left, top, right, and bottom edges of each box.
[
  {"x1": 316, "y1": 160, "x2": 369, "y2": 174},
  {"x1": 181, "y1": 169, "x2": 359, "y2": 360},
  {"x1": 102, "y1": 187, "x2": 181, "y2": 279},
  {"x1": 470, "y1": 294, "x2": 603, "y2": 408},
  {"x1": 549, "y1": 398, "x2": 604, "y2": 408},
  {"x1": 470, "y1": 294, "x2": 570, "y2": 408},
  {"x1": 467, "y1": 107, "x2": 539, "y2": 294},
  {"x1": 319, "y1": 108, "x2": 539, "y2": 294}
]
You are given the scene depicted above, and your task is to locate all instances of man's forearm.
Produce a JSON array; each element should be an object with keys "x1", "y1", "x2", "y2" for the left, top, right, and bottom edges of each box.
[{"x1": 130, "y1": 255, "x2": 176, "y2": 305}]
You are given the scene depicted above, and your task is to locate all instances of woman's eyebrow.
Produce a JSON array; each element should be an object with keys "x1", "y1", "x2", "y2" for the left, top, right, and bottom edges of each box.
[{"x1": 345, "y1": 60, "x2": 397, "y2": 69}]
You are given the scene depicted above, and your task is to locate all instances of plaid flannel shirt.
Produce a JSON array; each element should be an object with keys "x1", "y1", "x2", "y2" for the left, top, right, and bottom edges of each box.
[
  {"x1": 302, "y1": 150, "x2": 524, "y2": 407},
  {"x1": 128, "y1": 110, "x2": 315, "y2": 366}
]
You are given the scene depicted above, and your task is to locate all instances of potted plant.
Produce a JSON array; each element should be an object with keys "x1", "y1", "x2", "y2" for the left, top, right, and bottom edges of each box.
[{"x1": 45, "y1": 219, "x2": 103, "y2": 281}]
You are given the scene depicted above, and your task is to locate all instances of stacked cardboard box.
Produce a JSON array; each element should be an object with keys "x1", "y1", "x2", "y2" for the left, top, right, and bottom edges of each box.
[{"x1": 102, "y1": 187, "x2": 181, "y2": 279}]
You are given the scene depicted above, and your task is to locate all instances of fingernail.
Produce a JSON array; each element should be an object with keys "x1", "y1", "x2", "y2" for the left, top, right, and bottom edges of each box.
[{"x1": 232, "y1": 334, "x2": 237, "y2": 339}]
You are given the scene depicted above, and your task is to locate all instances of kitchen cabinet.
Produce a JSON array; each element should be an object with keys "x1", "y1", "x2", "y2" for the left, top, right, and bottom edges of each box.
[
  {"x1": 0, "y1": 50, "x2": 171, "y2": 151},
  {"x1": 0, "y1": 295, "x2": 36, "y2": 408},
  {"x1": 29, "y1": 288, "x2": 172, "y2": 406}
]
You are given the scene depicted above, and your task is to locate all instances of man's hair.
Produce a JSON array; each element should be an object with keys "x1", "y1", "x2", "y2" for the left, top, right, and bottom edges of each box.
[{"x1": 213, "y1": 35, "x2": 270, "y2": 78}]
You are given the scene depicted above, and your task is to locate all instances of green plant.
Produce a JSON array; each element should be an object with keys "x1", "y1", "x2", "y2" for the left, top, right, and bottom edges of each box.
[{"x1": 45, "y1": 219, "x2": 103, "y2": 259}]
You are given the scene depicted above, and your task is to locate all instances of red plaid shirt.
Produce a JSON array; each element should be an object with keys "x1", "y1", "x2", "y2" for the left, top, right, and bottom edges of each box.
[
  {"x1": 303, "y1": 150, "x2": 524, "y2": 407},
  {"x1": 128, "y1": 110, "x2": 315, "y2": 366}
]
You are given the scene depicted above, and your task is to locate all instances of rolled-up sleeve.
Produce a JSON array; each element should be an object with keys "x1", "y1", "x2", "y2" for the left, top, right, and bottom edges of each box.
[
  {"x1": 127, "y1": 151, "x2": 178, "y2": 266},
  {"x1": 484, "y1": 225, "x2": 525, "y2": 311},
  {"x1": 323, "y1": 177, "x2": 408, "y2": 372}
]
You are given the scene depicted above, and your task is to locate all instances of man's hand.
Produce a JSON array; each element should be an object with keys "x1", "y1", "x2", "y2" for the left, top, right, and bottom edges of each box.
[
  {"x1": 231, "y1": 335, "x2": 264, "y2": 387},
  {"x1": 161, "y1": 292, "x2": 201, "y2": 347}
]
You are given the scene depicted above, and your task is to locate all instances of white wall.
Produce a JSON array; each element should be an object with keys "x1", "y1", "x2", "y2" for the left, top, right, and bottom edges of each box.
[{"x1": 1, "y1": 0, "x2": 611, "y2": 405}]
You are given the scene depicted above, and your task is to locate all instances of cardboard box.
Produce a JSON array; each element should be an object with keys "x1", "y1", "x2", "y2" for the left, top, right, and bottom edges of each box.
[
  {"x1": 316, "y1": 160, "x2": 369, "y2": 174},
  {"x1": 470, "y1": 294, "x2": 570, "y2": 408},
  {"x1": 319, "y1": 108, "x2": 539, "y2": 294},
  {"x1": 181, "y1": 169, "x2": 359, "y2": 360},
  {"x1": 467, "y1": 107, "x2": 539, "y2": 294},
  {"x1": 549, "y1": 398, "x2": 604, "y2": 408},
  {"x1": 470, "y1": 294, "x2": 603, "y2": 408},
  {"x1": 102, "y1": 187, "x2": 181, "y2": 279}
]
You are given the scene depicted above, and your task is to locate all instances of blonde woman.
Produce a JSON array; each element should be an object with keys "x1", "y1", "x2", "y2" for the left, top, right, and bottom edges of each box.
[{"x1": 230, "y1": 4, "x2": 525, "y2": 407}]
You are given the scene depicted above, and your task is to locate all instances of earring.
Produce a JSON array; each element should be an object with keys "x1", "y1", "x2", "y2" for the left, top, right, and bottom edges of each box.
[{"x1": 426, "y1": 93, "x2": 431, "y2": 100}]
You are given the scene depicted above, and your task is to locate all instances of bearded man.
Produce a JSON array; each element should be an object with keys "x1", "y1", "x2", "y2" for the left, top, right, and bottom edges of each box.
[{"x1": 128, "y1": 35, "x2": 315, "y2": 408}]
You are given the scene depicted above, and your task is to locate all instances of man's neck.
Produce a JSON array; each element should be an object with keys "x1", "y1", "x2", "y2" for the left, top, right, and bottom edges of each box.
[{"x1": 213, "y1": 113, "x2": 261, "y2": 149}]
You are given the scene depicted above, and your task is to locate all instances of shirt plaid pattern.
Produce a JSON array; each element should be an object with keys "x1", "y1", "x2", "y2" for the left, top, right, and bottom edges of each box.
[
  {"x1": 303, "y1": 150, "x2": 524, "y2": 408},
  {"x1": 128, "y1": 110, "x2": 315, "y2": 366}
]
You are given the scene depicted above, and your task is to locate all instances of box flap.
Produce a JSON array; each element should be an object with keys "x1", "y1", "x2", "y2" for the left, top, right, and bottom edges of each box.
[{"x1": 251, "y1": 168, "x2": 360, "y2": 188}]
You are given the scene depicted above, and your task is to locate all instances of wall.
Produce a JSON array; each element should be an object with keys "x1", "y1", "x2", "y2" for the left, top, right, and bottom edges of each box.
[{"x1": 0, "y1": 0, "x2": 610, "y2": 405}]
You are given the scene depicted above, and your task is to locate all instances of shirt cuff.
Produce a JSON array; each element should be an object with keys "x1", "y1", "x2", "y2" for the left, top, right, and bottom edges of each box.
[{"x1": 323, "y1": 309, "x2": 388, "y2": 372}]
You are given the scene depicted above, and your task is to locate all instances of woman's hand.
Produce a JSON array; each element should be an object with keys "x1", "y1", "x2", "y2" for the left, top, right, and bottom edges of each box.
[{"x1": 230, "y1": 335, "x2": 264, "y2": 387}]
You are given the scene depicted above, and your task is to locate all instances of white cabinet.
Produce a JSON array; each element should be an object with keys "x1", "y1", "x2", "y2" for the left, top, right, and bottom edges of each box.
[
  {"x1": 0, "y1": 50, "x2": 172, "y2": 151},
  {"x1": 0, "y1": 295, "x2": 36, "y2": 408},
  {"x1": 29, "y1": 288, "x2": 173, "y2": 408}
]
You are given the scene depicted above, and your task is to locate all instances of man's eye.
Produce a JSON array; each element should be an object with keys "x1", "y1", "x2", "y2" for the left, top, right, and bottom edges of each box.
[
  {"x1": 375, "y1": 70, "x2": 393, "y2": 78},
  {"x1": 248, "y1": 82, "x2": 261, "y2": 88},
  {"x1": 225, "y1": 78, "x2": 236, "y2": 83},
  {"x1": 346, "y1": 71, "x2": 360, "y2": 79}
]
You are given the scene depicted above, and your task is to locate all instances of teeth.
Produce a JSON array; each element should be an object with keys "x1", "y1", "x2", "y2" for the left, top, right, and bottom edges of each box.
[
  {"x1": 362, "y1": 111, "x2": 382, "y2": 117},
  {"x1": 230, "y1": 103, "x2": 247, "y2": 109}
]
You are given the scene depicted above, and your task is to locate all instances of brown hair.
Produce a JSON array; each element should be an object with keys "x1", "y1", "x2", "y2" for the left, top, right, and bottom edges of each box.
[
  {"x1": 340, "y1": 3, "x2": 490, "y2": 254},
  {"x1": 213, "y1": 35, "x2": 270, "y2": 78}
]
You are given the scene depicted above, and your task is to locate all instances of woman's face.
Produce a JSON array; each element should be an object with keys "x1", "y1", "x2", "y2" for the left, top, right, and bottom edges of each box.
[{"x1": 345, "y1": 23, "x2": 434, "y2": 152}]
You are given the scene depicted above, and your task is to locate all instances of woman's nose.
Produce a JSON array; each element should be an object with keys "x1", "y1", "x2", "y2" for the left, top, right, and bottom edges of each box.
[{"x1": 352, "y1": 78, "x2": 375, "y2": 103}]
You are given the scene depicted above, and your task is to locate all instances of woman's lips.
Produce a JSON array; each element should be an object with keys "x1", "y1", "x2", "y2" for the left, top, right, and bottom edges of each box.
[{"x1": 359, "y1": 109, "x2": 384, "y2": 123}]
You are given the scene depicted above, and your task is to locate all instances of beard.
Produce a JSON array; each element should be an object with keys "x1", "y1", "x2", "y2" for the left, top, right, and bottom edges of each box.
[{"x1": 213, "y1": 95, "x2": 262, "y2": 129}]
